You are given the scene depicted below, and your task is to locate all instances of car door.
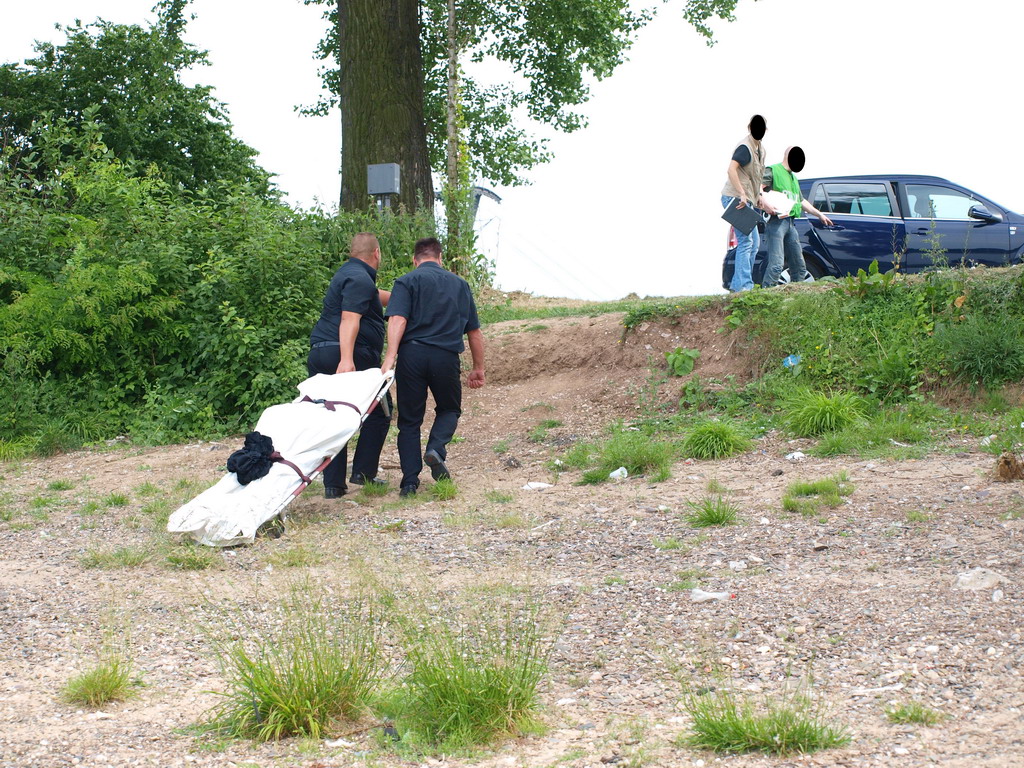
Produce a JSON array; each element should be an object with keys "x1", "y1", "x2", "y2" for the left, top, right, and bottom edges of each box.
[
  {"x1": 900, "y1": 183, "x2": 1010, "y2": 270},
  {"x1": 808, "y1": 182, "x2": 905, "y2": 275}
]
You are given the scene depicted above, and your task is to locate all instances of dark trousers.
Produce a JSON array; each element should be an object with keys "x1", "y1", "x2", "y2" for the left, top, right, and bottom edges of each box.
[
  {"x1": 306, "y1": 343, "x2": 392, "y2": 491},
  {"x1": 395, "y1": 343, "x2": 462, "y2": 488}
]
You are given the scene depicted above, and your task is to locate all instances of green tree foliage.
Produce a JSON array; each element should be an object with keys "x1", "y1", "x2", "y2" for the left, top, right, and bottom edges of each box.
[
  {"x1": 0, "y1": 0, "x2": 271, "y2": 195},
  {"x1": 305, "y1": 0, "x2": 745, "y2": 190},
  {"x1": 0, "y1": 122, "x2": 433, "y2": 449}
]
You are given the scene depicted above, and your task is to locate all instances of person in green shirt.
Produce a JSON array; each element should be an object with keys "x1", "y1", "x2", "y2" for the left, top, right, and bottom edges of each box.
[{"x1": 761, "y1": 146, "x2": 832, "y2": 287}]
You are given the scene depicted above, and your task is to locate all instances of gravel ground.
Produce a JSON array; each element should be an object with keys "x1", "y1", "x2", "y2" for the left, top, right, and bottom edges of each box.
[{"x1": 2, "y1": 314, "x2": 1022, "y2": 768}]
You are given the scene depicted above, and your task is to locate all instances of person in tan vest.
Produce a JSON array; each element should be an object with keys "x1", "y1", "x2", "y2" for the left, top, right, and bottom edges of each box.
[{"x1": 721, "y1": 114, "x2": 768, "y2": 292}]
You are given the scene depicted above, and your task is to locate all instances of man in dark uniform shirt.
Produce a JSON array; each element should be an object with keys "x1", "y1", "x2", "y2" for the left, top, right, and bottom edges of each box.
[
  {"x1": 308, "y1": 232, "x2": 392, "y2": 498},
  {"x1": 381, "y1": 237, "x2": 485, "y2": 497}
]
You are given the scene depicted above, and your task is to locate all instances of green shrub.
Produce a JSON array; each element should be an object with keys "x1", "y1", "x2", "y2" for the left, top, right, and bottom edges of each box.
[
  {"x1": 165, "y1": 544, "x2": 218, "y2": 571},
  {"x1": 682, "y1": 421, "x2": 751, "y2": 459},
  {"x1": 785, "y1": 391, "x2": 865, "y2": 436},
  {"x1": 204, "y1": 584, "x2": 385, "y2": 741},
  {"x1": 392, "y1": 603, "x2": 549, "y2": 752}
]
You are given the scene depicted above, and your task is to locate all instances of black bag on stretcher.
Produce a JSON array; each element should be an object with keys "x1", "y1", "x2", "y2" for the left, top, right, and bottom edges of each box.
[{"x1": 168, "y1": 369, "x2": 393, "y2": 547}]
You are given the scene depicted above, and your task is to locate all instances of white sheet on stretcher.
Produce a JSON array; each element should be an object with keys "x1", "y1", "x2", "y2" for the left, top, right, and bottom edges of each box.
[{"x1": 168, "y1": 369, "x2": 390, "y2": 547}]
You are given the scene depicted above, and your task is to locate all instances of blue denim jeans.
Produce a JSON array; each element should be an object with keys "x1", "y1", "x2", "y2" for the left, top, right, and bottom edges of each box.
[
  {"x1": 722, "y1": 195, "x2": 758, "y2": 292},
  {"x1": 763, "y1": 216, "x2": 808, "y2": 286}
]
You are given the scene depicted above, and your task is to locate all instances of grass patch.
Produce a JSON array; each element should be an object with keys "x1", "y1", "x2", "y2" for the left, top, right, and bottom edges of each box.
[
  {"x1": 492, "y1": 440, "x2": 510, "y2": 454},
  {"x1": 64, "y1": 614, "x2": 138, "y2": 708},
  {"x1": 686, "y1": 496, "x2": 739, "y2": 528},
  {"x1": 706, "y1": 478, "x2": 729, "y2": 494},
  {"x1": 682, "y1": 421, "x2": 751, "y2": 460},
  {"x1": 577, "y1": 429, "x2": 673, "y2": 484},
  {"x1": 80, "y1": 546, "x2": 153, "y2": 569},
  {"x1": 559, "y1": 442, "x2": 594, "y2": 470},
  {"x1": 431, "y1": 478, "x2": 458, "y2": 501},
  {"x1": 885, "y1": 700, "x2": 946, "y2": 726},
  {"x1": 47, "y1": 479, "x2": 75, "y2": 491},
  {"x1": 388, "y1": 602, "x2": 550, "y2": 752},
  {"x1": 485, "y1": 490, "x2": 515, "y2": 504},
  {"x1": 203, "y1": 582, "x2": 385, "y2": 741},
  {"x1": 103, "y1": 492, "x2": 130, "y2": 508},
  {"x1": 64, "y1": 654, "x2": 136, "y2": 708},
  {"x1": 165, "y1": 543, "x2": 218, "y2": 571},
  {"x1": 681, "y1": 686, "x2": 850, "y2": 755},
  {"x1": 905, "y1": 510, "x2": 931, "y2": 523},
  {"x1": 265, "y1": 544, "x2": 323, "y2": 568},
  {"x1": 653, "y1": 537, "x2": 685, "y2": 550},
  {"x1": 666, "y1": 568, "x2": 709, "y2": 591},
  {"x1": 785, "y1": 390, "x2": 866, "y2": 437},
  {"x1": 528, "y1": 419, "x2": 563, "y2": 442},
  {"x1": 782, "y1": 473, "x2": 854, "y2": 517},
  {"x1": 357, "y1": 480, "x2": 390, "y2": 500}
]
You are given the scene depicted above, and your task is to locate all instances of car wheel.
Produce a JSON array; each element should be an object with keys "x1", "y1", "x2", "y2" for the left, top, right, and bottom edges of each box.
[{"x1": 805, "y1": 256, "x2": 826, "y2": 279}]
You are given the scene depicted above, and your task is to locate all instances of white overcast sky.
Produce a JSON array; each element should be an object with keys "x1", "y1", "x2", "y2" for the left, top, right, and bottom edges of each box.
[{"x1": 4, "y1": 0, "x2": 1021, "y2": 299}]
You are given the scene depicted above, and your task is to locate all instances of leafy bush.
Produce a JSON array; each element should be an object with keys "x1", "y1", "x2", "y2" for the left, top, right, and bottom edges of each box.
[
  {"x1": 0, "y1": 123, "x2": 437, "y2": 450},
  {"x1": 785, "y1": 391, "x2": 865, "y2": 437},
  {"x1": 681, "y1": 421, "x2": 751, "y2": 459},
  {"x1": 666, "y1": 347, "x2": 700, "y2": 376}
]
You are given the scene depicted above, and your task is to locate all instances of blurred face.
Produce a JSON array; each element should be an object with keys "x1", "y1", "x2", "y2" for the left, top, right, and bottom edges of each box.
[
  {"x1": 785, "y1": 146, "x2": 805, "y2": 173},
  {"x1": 749, "y1": 114, "x2": 766, "y2": 141}
]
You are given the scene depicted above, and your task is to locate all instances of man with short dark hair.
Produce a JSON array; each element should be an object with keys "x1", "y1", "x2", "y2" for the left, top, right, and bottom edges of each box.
[
  {"x1": 307, "y1": 232, "x2": 392, "y2": 498},
  {"x1": 381, "y1": 237, "x2": 485, "y2": 497}
]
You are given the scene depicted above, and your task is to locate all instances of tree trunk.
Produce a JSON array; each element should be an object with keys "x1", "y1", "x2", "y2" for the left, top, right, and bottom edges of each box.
[{"x1": 338, "y1": 0, "x2": 434, "y2": 212}]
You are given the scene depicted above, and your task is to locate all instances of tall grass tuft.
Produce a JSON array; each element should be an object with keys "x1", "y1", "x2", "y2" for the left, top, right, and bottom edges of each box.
[
  {"x1": 686, "y1": 496, "x2": 739, "y2": 527},
  {"x1": 392, "y1": 602, "x2": 550, "y2": 752},
  {"x1": 785, "y1": 390, "x2": 865, "y2": 437},
  {"x1": 681, "y1": 686, "x2": 850, "y2": 755},
  {"x1": 64, "y1": 613, "x2": 137, "y2": 707},
  {"x1": 203, "y1": 581, "x2": 386, "y2": 741},
  {"x1": 682, "y1": 421, "x2": 751, "y2": 460},
  {"x1": 64, "y1": 655, "x2": 136, "y2": 707}
]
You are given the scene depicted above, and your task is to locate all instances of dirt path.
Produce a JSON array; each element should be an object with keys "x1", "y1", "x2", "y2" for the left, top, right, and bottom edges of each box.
[{"x1": 2, "y1": 312, "x2": 1022, "y2": 768}]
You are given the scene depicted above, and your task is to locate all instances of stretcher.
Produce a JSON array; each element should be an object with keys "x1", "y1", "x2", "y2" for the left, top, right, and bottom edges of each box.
[{"x1": 167, "y1": 369, "x2": 394, "y2": 547}]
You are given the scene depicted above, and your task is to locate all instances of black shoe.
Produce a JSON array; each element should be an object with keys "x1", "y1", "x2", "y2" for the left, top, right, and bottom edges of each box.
[
  {"x1": 350, "y1": 472, "x2": 386, "y2": 486},
  {"x1": 324, "y1": 486, "x2": 346, "y2": 499},
  {"x1": 423, "y1": 449, "x2": 450, "y2": 481},
  {"x1": 399, "y1": 484, "x2": 417, "y2": 498}
]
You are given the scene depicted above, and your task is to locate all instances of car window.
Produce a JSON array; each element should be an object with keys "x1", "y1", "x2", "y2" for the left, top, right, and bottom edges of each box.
[
  {"x1": 821, "y1": 184, "x2": 893, "y2": 216},
  {"x1": 811, "y1": 185, "x2": 829, "y2": 212},
  {"x1": 905, "y1": 184, "x2": 977, "y2": 219}
]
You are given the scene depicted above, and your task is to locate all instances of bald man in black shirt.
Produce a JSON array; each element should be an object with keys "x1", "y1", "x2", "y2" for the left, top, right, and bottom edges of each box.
[{"x1": 308, "y1": 232, "x2": 392, "y2": 498}]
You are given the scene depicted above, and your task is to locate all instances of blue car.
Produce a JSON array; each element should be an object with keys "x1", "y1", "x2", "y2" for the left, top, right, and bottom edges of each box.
[{"x1": 722, "y1": 175, "x2": 1024, "y2": 289}]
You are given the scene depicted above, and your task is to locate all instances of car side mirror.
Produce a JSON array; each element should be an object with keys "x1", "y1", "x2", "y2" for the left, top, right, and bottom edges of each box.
[{"x1": 969, "y1": 205, "x2": 1002, "y2": 223}]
